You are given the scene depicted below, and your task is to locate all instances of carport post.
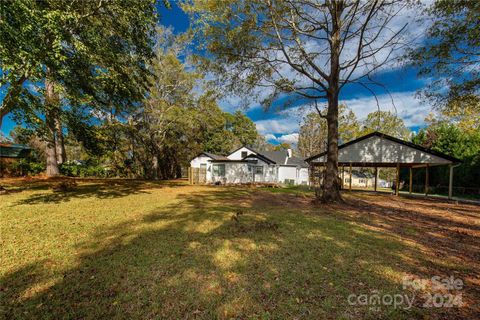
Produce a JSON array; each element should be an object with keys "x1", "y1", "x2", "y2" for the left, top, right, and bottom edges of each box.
[
  {"x1": 349, "y1": 163, "x2": 352, "y2": 191},
  {"x1": 425, "y1": 164, "x2": 429, "y2": 196},
  {"x1": 409, "y1": 167, "x2": 412, "y2": 194},
  {"x1": 448, "y1": 164, "x2": 453, "y2": 200},
  {"x1": 374, "y1": 167, "x2": 378, "y2": 192},
  {"x1": 341, "y1": 166, "x2": 345, "y2": 189},
  {"x1": 395, "y1": 163, "x2": 400, "y2": 196}
]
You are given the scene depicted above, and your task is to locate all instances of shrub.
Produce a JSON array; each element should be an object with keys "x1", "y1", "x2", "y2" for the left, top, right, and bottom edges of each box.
[
  {"x1": 11, "y1": 159, "x2": 45, "y2": 176},
  {"x1": 59, "y1": 161, "x2": 112, "y2": 178}
]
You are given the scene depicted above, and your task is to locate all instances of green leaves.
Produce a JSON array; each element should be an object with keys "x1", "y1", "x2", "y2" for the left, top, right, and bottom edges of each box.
[{"x1": 411, "y1": 0, "x2": 479, "y2": 108}]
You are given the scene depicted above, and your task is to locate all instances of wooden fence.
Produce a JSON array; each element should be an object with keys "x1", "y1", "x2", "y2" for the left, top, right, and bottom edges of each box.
[{"x1": 188, "y1": 167, "x2": 207, "y2": 185}]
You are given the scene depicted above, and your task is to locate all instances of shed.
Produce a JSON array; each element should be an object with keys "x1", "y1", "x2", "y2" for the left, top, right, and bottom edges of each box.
[{"x1": 305, "y1": 132, "x2": 461, "y2": 199}]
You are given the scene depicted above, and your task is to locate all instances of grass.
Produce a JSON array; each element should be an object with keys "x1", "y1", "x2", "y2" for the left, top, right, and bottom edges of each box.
[{"x1": 1, "y1": 178, "x2": 479, "y2": 319}]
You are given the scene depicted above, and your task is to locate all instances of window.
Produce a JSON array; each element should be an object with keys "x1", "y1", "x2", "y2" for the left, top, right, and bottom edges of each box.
[
  {"x1": 345, "y1": 178, "x2": 351, "y2": 183},
  {"x1": 241, "y1": 151, "x2": 248, "y2": 158},
  {"x1": 255, "y1": 166, "x2": 263, "y2": 174},
  {"x1": 213, "y1": 164, "x2": 225, "y2": 177}
]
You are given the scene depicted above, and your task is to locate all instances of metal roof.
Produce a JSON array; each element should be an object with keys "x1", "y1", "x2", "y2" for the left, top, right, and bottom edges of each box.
[{"x1": 305, "y1": 131, "x2": 461, "y2": 165}]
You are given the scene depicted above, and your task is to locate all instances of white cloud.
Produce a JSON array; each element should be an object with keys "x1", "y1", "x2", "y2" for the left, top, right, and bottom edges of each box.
[
  {"x1": 255, "y1": 119, "x2": 300, "y2": 134},
  {"x1": 264, "y1": 133, "x2": 277, "y2": 141},
  {"x1": 277, "y1": 133, "x2": 299, "y2": 144},
  {"x1": 340, "y1": 91, "x2": 432, "y2": 127},
  {"x1": 253, "y1": 91, "x2": 432, "y2": 144}
]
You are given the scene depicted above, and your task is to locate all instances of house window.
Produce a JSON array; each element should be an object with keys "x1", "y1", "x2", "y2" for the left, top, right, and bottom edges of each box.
[
  {"x1": 345, "y1": 178, "x2": 351, "y2": 183},
  {"x1": 255, "y1": 166, "x2": 263, "y2": 174},
  {"x1": 241, "y1": 151, "x2": 248, "y2": 158},
  {"x1": 213, "y1": 164, "x2": 225, "y2": 177}
]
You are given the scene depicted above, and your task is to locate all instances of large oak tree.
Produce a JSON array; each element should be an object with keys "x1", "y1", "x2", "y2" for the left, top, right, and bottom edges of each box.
[
  {"x1": 0, "y1": 0, "x2": 160, "y2": 176},
  {"x1": 184, "y1": 0, "x2": 412, "y2": 202}
]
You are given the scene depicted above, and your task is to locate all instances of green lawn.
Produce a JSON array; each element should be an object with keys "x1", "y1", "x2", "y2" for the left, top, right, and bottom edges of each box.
[{"x1": 1, "y1": 178, "x2": 478, "y2": 319}]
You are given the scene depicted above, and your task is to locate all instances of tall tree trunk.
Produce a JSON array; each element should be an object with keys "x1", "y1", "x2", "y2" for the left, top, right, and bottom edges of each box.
[
  {"x1": 321, "y1": 1, "x2": 343, "y2": 202},
  {"x1": 44, "y1": 70, "x2": 60, "y2": 177},
  {"x1": 55, "y1": 117, "x2": 66, "y2": 164},
  {"x1": 322, "y1": 92, "x2": 341, "y2": 202}
]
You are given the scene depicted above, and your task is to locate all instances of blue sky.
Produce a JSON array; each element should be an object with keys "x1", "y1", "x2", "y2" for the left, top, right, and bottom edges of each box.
[
  {"x1": 1, "y1": 2, "x2": 432, "y2": 145},
  {"x1": 158, "y1": 2, "x2": 431, "y2": 145}
]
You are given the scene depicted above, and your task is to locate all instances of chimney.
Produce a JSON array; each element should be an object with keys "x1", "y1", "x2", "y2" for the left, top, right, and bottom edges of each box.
[{"x1": 287, "y1": 148, "x2": 292, "y2": 158}]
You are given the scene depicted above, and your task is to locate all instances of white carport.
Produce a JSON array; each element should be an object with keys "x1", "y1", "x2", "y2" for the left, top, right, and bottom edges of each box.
[{"x1": 305, "y1": 132, "x2": 462, "y2": 199}]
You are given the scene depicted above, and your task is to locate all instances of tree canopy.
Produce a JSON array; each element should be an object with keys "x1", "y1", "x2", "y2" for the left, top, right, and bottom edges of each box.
[{"x1": 410, "y1": 0, "x2": 479, "y2": 108}]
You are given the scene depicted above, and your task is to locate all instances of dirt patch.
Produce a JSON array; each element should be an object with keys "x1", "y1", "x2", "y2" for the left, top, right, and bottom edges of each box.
[{"x1": 248, "y1": 189, "x2": 480, "y2": 319}]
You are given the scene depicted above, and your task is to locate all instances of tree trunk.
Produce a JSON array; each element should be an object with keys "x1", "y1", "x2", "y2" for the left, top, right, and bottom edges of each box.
[
  {"x1": 320, "y1": 1, "x2": 343, "y2": 203},
  {"x1": 55, "y1": 117, "x2": 66, "y2": 164},
  {"x1": 152, "y1": 154, "x2": 159, "y2": 180},
  {"x1": 44, "y1": 70, "x2": 60, "y2": 177},
  {"x1": 321, "y1": 92, "x2": 342, "y2": 202}
]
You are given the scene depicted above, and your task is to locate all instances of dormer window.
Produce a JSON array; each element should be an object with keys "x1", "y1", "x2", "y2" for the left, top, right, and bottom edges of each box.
[{"x1": 241, "y1": 151, "x2": 248, "y2": 158}]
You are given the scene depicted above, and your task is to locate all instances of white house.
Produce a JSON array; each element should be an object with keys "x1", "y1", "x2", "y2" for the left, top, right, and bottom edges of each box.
[
  {"x1": 341, "y1": 170, "x2": 391, "y2": 188},
  {"x1": 190, "y1": 146, "x2": 309, "y2": 185}
]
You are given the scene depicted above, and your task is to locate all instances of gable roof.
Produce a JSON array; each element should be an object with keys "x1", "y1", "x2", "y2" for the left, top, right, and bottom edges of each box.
[
  {"x1": 203, "y1": 152, "x2": 229, "y2": 160},
  {"x1": 305, "y1": 131, "x2": 461, "y2": 164},
  {"x1": 244, "y1": 153, "x2": 276, "y2": 164},
  {"x1": 228, "y1": 145, "x2": 259, "y2": 157},
  {"x1": 192, "y1": 152, "x2": 229, "y2": 161},
  {"x1": 260, "y1": 150, "x2": 287, "y2": 164},
  {"x1": 246, "y1": 149, "x2": 308, "y2": 167}
]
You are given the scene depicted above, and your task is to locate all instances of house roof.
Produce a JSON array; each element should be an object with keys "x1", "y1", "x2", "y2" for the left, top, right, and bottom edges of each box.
[
  {"x1": 249, "y1": 149, "x2": 309, "y2": 167},
  {"x1": 260, "y1": 150, "x2": 287, "y2": 164},
  {"x1": 0, "y1": 143, "x2": 31, "y2": 158},
  {"x1": 286, "y1": 157, "x2": 309, "y2": 168},
  {"x1": 202, "y1": 152, "x2": 229, "y2": 160},
  {"x1": 305, "y1": 131, "x2": 462, "y2": 165},
  {"x1": 192, "y1": 152, "x2": 229, "y2": 161},
  {"x1": 228, "y1": 145, "x2": 259, "y2": 157},
  {"x1": 194, "y1": 146, "x2": 309, "y2": 167},
  {"x1": 244, "y1": 153, "x2": 276, "y2": 164}
]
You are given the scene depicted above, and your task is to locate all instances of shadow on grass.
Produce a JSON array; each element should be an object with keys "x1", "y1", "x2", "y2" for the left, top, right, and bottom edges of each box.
[
  {"x1": 3, "y1": 187, "x2": 475, "y2": 319},
  {"x1": 10, "y1": 179, "x2": 185, "y2": 205}
]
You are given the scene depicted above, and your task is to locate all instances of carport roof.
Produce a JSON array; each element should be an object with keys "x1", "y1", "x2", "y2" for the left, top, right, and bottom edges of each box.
[{"x1": 305, "y1": 131, "x2": 461, "y2": 167}]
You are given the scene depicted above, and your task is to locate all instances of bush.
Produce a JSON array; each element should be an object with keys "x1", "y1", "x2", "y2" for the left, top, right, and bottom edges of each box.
[
  {"x1": 59, "y1": 161, "x2": 112, "y2": 178},
  {"x1": 11, "y1": 159, "x2": 45, "y2": 176}
]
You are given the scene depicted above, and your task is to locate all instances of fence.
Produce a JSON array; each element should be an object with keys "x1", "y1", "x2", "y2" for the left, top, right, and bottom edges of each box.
[
  {"x1": 403, "y1": 184, "x2": 480, "y2": 199},
  {"x1": 188, "y1": 167, "x2": 206, "y2": 185}
]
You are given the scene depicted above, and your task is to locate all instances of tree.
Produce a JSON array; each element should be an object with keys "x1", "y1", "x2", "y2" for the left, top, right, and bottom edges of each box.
[
  {"x1": 185, "y1": 0, "x2": 411, "y2": 202},
  {"x1": 440, "y1": 95, "x2": 480, "y2": 133},
  {"x1": 0, "y1": 0, "x2": 159, "y2": 176},
  {"x1": 298, "y1": 112, "x2": 327, "y2": 158},
  {"x1": 227, "y1": 111, "x2": 258, "y2": 147},
  {"x1": 273, "y1": 142, "x2": 291, "y2": 151},
  {"x1": 413, "y1": 122, "x2": 480, "y2": 190},
  {"x1": 410, "y1": 0, "x2": 479, "y2": 108},
  {"x1": 298, "y1": 104, "x2": 359, "y2": 158},
  {"x1": 360, "y1": 110, "x2": 410, "y2": 139}
]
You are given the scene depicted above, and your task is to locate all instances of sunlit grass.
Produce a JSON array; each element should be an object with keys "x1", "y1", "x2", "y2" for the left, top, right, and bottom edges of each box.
[{"x1": 1, "y1": 178, "x2": 476, "y2": 319}]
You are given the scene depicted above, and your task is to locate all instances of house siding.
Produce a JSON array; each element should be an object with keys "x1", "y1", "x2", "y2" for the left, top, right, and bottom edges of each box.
[
  {"x1": 228, "y1": 147, "x2": 256, "y2": 160},
  {"x1": 190, "y1": 148, "x2": 309, "y2": 185}
]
